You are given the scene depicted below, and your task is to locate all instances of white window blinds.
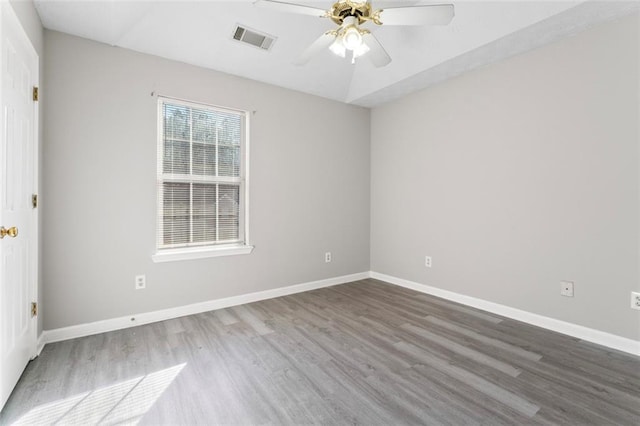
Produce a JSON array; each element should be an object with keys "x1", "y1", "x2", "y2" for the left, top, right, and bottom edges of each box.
[{"x1": 157, "y1": 97, "x2": 246, "y2": 250}]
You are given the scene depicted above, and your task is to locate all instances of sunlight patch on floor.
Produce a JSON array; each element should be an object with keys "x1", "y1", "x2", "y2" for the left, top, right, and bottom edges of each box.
[{"x1": 14, "y1": 363, "x2": 185, "y2": 425}]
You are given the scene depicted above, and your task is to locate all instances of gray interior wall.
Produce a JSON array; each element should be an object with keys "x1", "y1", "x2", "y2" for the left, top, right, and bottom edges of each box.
[
  {"x1": 370, "y1": 14, "x2": 640, "y2": 340},
  {"x1": 9, "y1": 0, "x2": 44, "y2": 335},
  {"x1": 43, "y1": 30, "x2": 370, "y2": 330}
]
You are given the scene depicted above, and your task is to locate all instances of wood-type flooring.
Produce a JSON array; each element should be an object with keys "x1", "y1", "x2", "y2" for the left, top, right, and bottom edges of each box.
[{"x1": 1, "y1": 279, "x2": 638, "y2": 425}]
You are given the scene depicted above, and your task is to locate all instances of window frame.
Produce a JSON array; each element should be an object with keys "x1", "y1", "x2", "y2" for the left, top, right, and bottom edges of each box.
[{"x1": 152, "y1": 96, "x2": 253, "y2": 263}]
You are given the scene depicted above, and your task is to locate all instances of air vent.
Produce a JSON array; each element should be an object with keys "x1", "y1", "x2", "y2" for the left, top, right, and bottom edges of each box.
[{"x1": 232, "y1": 25, "x2": 276, "y2": 51}]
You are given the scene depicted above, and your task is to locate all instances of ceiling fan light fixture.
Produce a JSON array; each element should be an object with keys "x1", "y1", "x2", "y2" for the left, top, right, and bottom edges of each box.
[
  {"x1": 342, "y1": 25, "x2": 363, "y2": 50},
  {"x1": 329, "y1": 38, "x2": 346, "y2": 57},
  {"x1": 352, "y1": 41, "x2": 370, "y2": 58},
  {"x1": 256, "y1": 0, "x2": 455, "y2": 68}
]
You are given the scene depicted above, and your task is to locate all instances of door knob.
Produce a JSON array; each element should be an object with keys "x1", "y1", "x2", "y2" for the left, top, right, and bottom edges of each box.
[{"x1": 0, "y1": 226, "x2": 18, "y2": 239}]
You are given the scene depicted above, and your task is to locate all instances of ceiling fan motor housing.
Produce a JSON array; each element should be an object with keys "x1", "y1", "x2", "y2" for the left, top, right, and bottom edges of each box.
[{"x1": 329, "y1": 0, "x2": 378, "y2": 25}]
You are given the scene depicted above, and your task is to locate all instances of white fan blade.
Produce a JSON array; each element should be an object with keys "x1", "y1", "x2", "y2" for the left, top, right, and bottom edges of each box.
[
  {"x1": 378, "y1": 4, "x2": 454, "y2": 26},
  {"x1": 254, "y1": 0, "x2": 327, "y2": 18},
  {"x1": 294, "y1": 32, "x2": 337, "y2": 65},
  {"x1": 362, "y1": 33, "x2": 391, "y2": 68}
]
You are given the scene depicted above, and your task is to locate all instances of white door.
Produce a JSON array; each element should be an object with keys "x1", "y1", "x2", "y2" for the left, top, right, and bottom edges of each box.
[{"x1": 0, "y1": 2, "x2": 38, "y2": 412}]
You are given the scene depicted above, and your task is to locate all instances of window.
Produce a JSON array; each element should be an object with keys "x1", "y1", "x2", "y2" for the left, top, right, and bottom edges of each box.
[{"x1": 153, "y1": 97, "x2": 252, "y2": 262}]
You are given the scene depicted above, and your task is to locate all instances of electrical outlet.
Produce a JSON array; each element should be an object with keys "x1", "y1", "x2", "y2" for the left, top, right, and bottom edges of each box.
[
  {"x1": 560, "y1": 280, "x2": 574, "y2": 297},
  {"x1": 325, "y1": 252, "x2": 332, "y2": 263},
  {"x1": 631, "y1": 292, "x2": 640, "y2": 310},
  {"x1": 425, "y1": 256, "x2": 432, "y2": 268},
  {"x1": 135, "y1": 275, "x2": 146, "y2": 290}
]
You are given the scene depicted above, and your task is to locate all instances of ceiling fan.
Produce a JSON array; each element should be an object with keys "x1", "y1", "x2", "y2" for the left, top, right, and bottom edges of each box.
[{"x1": 255, "y1": 0, "x2": 455, "y2": 67}]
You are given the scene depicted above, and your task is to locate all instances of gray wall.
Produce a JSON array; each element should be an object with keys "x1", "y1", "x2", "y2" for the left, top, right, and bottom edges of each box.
[
  {"x1": 39, "y1": 12, "x2": 640, "y2": 341},
  {"x1": 9, "y1": 0, "x2": 44, "y2": 334},
  {"x1": 371, "y1": 14, "x2": 640, "y2": 340},
  {"x1": 43, "y1": 30, "x2": 370, "y2": 330}
]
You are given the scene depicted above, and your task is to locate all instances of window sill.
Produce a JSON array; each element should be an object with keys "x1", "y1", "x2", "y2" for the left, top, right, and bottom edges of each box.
[{"x1": 152, "y1": 245, "x2": 254, "y2": 263}]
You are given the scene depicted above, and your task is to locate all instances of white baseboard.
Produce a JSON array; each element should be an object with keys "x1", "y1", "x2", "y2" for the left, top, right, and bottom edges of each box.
[
  {"x1": 42, "y1": 271, "x2": 369, "y2": 345},
  {"x1": 35, "y1": 333, "x2": 45, "y2": 357},
  {"x1": 370, "y1": 271, "x2": 640, "y2": 357}
]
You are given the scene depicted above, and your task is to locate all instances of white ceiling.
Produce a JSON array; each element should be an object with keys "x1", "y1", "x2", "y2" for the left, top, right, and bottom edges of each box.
[{"x1": 34, "y1": 0, "x2": 639, "y2": 107}]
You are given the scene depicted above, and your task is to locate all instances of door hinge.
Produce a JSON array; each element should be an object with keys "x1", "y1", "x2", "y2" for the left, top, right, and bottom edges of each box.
[
  {"x1": 32, "y1": 194, "x2": 38, "y2": 209},
  {"x1": 32, "y1": 86, "x2": 39, "y2": 102},
  {"x1": 31, "y1": 302, "x2": 37, "y2": 317}
]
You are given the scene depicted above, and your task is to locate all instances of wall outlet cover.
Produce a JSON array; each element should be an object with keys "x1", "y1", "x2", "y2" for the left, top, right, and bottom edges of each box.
[
  {"x1": 631, "y1": 291, "x2": 640, "y2": 310},
  {"x1": 560, "y1": 280, "x2": 574, "y2": 297},
  {"x1": 135, "y1": 275, "x2": 146, "y2": 290}
]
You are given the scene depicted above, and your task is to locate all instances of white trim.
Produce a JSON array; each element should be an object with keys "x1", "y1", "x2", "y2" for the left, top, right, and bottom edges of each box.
[
  {"x1": 41, "y1": 272, "x2": 369, "y2": 345},
  {"x1": 35, "y1": 334, "x2": 45, "y2": 358},
  {"x1": 156, "y1": 95, "x2": 248, "y2": 116},
  {"x1": 370, "y1": 271, "x2": 640, "y2": 357},
  {"x1": 243, "y1": 111, "x2": 250, "y2": 246},
  {"x1": 152, "y1": 244, "x2": 254, "y2": 263}
]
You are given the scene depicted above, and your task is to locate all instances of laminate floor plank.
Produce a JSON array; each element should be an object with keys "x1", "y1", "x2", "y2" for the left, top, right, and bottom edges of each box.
[
  {"x1": 406, "y1": 363, "x2": 534, "y2": 425},
  {"x1": 1, "y1": 280, "x2": 638, "y2": 425},
  {"x1": 394, "y1": 341, "x2": 541, "y2": 418},
  {"x1": 334, "y1": 282, "x2": 502, "y2": 333},
  {"x1": 424, "y1": 315, "x2": 544, "y2": 361},
  {"x1": 512, "y1": 370, "x2": 637, "y2": 425},
  {"x1": 400, "y1": 322, "x2": 523, "y2": 377},
  {"x1": 364, "y1": 279, "x2": 505, "y2": 324},
  {"x1": 213, "y1": 307, "x2": 239, "y2": 326}
]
